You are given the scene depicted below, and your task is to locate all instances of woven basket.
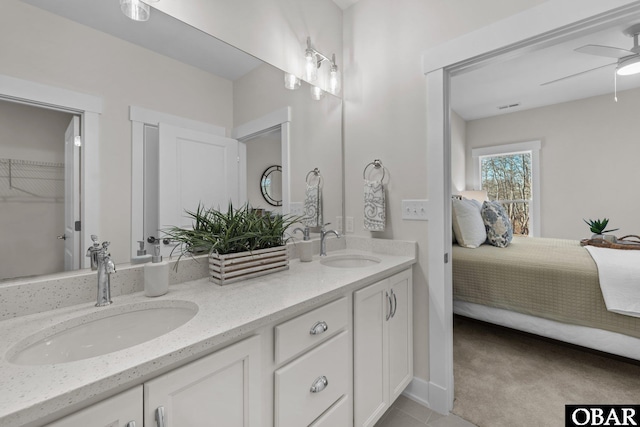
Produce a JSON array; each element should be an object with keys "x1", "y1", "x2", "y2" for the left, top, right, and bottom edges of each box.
[{"x1": 580, "y1": 235, "x2": 640, "y2": 250}]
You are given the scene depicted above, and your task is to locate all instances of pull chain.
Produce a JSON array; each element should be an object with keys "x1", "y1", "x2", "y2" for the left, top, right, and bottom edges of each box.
[{"x1": 614, "y1": 69, "x2": 618, "y2": 102}]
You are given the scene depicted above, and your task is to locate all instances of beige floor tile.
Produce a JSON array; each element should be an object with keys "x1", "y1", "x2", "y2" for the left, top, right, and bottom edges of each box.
[
  {"x1": 375, "y1": 408, "x2": 427, "y2": 427},
  {"x1": 428, "y1": 413, "x2": 477, "y2": 427},
  {"x1": 394, "y1": 395, "x2": 434, "y2": 423}
]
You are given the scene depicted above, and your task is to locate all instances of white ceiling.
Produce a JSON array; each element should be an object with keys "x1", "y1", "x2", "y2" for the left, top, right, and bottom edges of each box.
[
  {"x1": 22, "y1": 0, "x2": 264, "y2": 81},
  {"x1": 451, "y1": 13, "x2": 640, "y2": 121}
]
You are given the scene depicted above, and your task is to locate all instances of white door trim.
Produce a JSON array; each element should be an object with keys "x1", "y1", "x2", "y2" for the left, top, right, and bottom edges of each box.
[
  {"x1": 129, "y1": 106, "x2": 228, "y2": 257},
  {"x1": 0, "y1": 74, "x2": 102, "y2": 269},
  {"x1": 422, "y1": 0, "x2": 640, "y2": 415},
  {"x1": 233, "y1": 107, "x2": 291, "y2": 215}
]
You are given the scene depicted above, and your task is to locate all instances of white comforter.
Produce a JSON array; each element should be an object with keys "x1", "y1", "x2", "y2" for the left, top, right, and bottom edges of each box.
[{"x1": 585, "y1": 246, "x2": 640, "y2": 318}]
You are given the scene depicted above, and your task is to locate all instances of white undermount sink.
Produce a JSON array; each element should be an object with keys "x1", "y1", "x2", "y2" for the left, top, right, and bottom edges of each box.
[
  {"x1": 6, "y1": 300, "x2": 198, "y2": 365},
  {"x1": 320, "y1": 254, "x2": 381, "y2": 268}
]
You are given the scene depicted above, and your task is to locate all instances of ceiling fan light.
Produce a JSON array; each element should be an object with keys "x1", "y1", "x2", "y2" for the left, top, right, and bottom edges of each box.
[{"x1": 616, "y1": 56, "x2": 640, "y2": 76}]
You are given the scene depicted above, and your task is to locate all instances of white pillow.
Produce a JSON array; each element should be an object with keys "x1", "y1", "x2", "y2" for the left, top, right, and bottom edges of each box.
[{"x1": 452, "y1": 198, "x2": 486, "y2": 248}]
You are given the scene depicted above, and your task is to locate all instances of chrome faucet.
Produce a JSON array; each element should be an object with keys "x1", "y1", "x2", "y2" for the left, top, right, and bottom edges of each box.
[
  {"x1": 293, "y1": 226, "x2": 310, "y2": 241},
  {"x1": 86, "y1": 235, "x2": 116, "y2": 307},
  {"x1": 320, "y1": 223, "x2": 341, "y2": 256}
]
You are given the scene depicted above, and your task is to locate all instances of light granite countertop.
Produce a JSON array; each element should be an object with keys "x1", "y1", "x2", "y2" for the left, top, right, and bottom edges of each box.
[{"x1": 0, "y1": 244, "x2": 416, "y2": 427}]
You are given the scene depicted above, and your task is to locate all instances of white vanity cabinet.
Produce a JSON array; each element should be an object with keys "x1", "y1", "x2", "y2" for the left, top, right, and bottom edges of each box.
[
  {"x1": 353, "y1": 269, "x2": 413, "y2": 427},
  {"x1": 144, "y1": 334, "x2": 262, "y2": 427},
  {"x1": 274, "y1": 297, "x2": 351, "y2": 427},
  {"x1": 44, "y1": 386, "x2": 142, "y2": 427}
]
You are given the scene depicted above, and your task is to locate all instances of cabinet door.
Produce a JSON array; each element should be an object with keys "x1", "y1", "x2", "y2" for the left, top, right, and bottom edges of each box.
[
  {"x1": 353, "y1": 279, "x2": 390, "y2": 427},
  {"x1": 45, "y1": 386, "x2": 142, "y2": 427},
  {"x1": 388, "y1": 269, "x2": 413, "y2": 402},
  {"x1": 144, "y1": 335, "x2": 261, "y2": 427}
]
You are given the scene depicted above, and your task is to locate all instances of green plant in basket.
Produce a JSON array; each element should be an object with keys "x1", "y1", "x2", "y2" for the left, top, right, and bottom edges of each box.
[
  {"x1": 583, "y1": 218, "x2": 619, "y2": 235},
  {"x1": 163, "y1": 202, "x2": 301, "y2": 267}
]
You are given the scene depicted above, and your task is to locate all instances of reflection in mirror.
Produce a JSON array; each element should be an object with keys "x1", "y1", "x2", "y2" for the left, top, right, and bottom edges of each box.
[
  {"x1": 3, "y1": 0, "x2": 342, "y2": 284},
  {"x1": 260, "y1": 165, "x2": 283, "y2": 207}
]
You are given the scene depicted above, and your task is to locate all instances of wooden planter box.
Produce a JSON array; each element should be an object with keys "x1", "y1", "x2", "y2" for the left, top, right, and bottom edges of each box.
[{"x1": 208, "y1": 246, "x2": 289, "y2": 285}]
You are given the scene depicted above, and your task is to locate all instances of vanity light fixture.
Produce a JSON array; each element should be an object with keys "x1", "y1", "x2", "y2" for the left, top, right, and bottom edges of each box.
[
  {"x1": 284, "y1": 73, "x2": 301, "y2": 90},
  {"x1": 304, "y1": 37, "x2": 340, "y2": 95},
  {"x1": 120, "y1": 0, "x2": 159, "y2": 22}
]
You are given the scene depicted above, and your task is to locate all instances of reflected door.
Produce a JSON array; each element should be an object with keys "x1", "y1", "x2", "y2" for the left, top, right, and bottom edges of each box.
[
  {"x1": 158, "y1": 123, "x2": 239, "y2": 257},
  {"x1": 63, "y1": 116, "x2": 80, "y2": 271}
]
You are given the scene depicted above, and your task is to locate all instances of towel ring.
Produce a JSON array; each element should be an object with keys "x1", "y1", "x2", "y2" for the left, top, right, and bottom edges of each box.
[
  {"x1": 306, "y1": 168, "x2": 323, "y2": 187},
  {"x1": 363, "y1": 159, "x2": 386, "y2": 182}
]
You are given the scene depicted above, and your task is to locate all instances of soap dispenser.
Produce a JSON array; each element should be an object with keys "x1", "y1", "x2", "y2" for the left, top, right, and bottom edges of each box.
[
  {"x1": 144, "y1": 244, "x2": 169, "y2": 297},
  {"x1": 294, "y1": 226, "x2": 313, "y2": 262},
  {"x1": 131, "y1": 241, "x2": 152, "y2": 264}
]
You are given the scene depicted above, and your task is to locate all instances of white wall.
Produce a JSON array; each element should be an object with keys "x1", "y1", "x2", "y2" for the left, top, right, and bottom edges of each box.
[
  {"x1": 451, "y1": 110, "x2": 466, "y2": 193},
  {"x1": 342, "y1": 0, "x2": 545, "y2": 389},
  {"x1": 0, "y1": 100, "x2": 73, "y2": 278},
  {"x1": 465, "y1": 87, "x2": 640, "y2": 240},
  {"x1": 1, "y1": 0, "x2": 234, "y2": 265},
  {"x1": 146, "y1": 0, "x2": 343, "y2": 92},
  {"x1": 246, "y1": 131, "x2": 281, "y2": 211}
]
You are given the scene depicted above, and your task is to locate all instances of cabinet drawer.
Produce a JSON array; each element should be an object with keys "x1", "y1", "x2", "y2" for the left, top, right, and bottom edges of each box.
[
  {"x1": 275, "y1": 297, "x2": 348, "y2": 364},
  {"x1": 275, "y1": 331, "x2": 349, "y2": 427},
  {"x1": 309, "y1": 395, "x2": 350, "y2": 427}
]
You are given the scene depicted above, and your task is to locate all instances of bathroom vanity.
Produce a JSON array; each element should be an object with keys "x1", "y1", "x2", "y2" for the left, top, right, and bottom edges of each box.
[{"x1": 0, "y1": 238, "x2": 416, "y2": 427}]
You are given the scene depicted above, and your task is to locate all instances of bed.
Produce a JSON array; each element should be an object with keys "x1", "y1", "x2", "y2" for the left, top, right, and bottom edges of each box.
[{"x1": 452, "y1": 236, "x2": 640, "y2": 361}]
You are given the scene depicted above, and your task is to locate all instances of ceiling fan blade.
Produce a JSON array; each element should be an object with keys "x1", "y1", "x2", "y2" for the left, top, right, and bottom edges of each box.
[
  {"x1": 540, "y1": 62, "x2": 617, "y2": 86},
  {"x1": 575, "y1": 44, "x2": 633, "y2": 58}
]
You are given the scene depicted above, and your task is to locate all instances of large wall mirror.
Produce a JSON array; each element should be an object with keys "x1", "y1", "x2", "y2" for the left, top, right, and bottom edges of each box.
[{"x1": 0, "y1": 0, "x2": 343, "y2": 282}]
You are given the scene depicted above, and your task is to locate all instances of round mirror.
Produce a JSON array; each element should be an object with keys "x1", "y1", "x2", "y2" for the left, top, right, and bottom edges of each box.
[{"x1": 260, "y1": 165, "x2": 282, "y2": 206}]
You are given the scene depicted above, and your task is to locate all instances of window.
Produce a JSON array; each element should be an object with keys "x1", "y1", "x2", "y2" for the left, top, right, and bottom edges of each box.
[{"x1": 472, "y1": 141, "x2": 541, "y2": 237}]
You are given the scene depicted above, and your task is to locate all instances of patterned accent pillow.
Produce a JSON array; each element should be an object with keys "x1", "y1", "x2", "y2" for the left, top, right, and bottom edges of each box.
[{"x1": 481, "y1": 201, "x2": 513, "y2": 247}]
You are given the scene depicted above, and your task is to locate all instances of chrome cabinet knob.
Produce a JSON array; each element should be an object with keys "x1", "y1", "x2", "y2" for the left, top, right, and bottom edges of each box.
[
  {"x1": 310, "y1": 375, "x2": 328, "y2": 393},
  {"x1": 309, "y1": 321, "x2": 328, "y2": 335},
  {"x1": 385, "y1": 291, "x2": 392, "y2": 321},
  {"x1": 57, "y1": 234, "x2": 66, "y2": 240},
  {"x1": 391, "y1": 289, "x2": 397, "y2": 318}
]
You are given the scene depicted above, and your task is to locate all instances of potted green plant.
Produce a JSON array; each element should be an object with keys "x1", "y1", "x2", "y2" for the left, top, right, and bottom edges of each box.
[
  {"x1": 583, "y1": 218, "x2": 619, "y2": 241},
  {"x1": 163, "y1": 202, "x2": 300, "y2": 285}
]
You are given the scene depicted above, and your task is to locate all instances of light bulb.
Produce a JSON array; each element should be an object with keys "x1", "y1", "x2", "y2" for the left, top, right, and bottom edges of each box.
[
  {"x1": 120, "y1": 0, "x2": 150, "y2": 22},
  {"x1": 310, "y1": 85, "x2": 324, "y2": 101},
  {"x1": 284, "y1": 73, "x2": 301, "y2": 90},
  {"x1": 305, "y1": 49, "x2": 318, "y2": 82},
  {"x1": 329, "y1": 64, "x2": 341, "y2": 95}
]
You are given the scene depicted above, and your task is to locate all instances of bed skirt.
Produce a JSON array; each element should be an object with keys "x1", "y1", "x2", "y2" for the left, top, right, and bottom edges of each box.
[{"x1": 454, "y1": 300, "x2": 640, "y2": 361}]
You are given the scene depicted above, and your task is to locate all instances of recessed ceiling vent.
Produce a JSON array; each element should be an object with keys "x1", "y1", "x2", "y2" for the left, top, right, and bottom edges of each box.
[{"x1": 497, "y1": 103, "x2": 521, "y2": 110}]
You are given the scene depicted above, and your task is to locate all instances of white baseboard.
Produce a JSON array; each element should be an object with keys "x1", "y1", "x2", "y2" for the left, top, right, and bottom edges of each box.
[{"x1": 402, "y1": 377, "x2": 450, "y2": 416}]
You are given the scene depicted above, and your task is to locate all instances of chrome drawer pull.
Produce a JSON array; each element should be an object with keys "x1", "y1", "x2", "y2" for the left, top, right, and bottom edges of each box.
[
  {"x1": 310, "y1": 321, "x2": 328, "y2": 335},
  {"x1": 310, "y1": 375, "x2": 329, "y2": 393},
  {"x1": 155, "y1": 406, "x2": 165, "y2": 427},
  {"x1": 125, "y1": 422, "x2": 136, "y2": 427},
  {"x1": 391, "y1": 289, "x2": 397, "y2": 318},
  {"x1": 385, "y1": 291, "x2": 392, "y2": 321}
]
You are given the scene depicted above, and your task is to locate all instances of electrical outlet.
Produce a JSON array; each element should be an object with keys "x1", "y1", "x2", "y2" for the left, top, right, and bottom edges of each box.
[
  {"x1": 346, "y1": 216, "x2": 354, "y2": 233},
  {"x1": 335, "y1": 216, "x2": 343, "y2": 233},
  {"x1": 401, "y1": 199, "x2": 429, "y2": 220},
  {"x1": 290, "y1": 202, "x2": 303, "y2": 218}
]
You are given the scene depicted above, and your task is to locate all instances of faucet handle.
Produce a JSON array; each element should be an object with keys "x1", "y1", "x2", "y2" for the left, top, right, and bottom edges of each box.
[{"x1": 91, "y1": 235, "x2": 99, "y2": 244}]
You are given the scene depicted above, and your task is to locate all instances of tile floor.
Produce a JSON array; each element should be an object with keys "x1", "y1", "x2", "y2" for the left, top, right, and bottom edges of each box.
[{"x1": 374, "y1": 395, "x2": 477, "y2": 427}]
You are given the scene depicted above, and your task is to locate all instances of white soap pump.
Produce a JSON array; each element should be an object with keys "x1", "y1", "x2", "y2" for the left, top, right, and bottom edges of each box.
[
  {"x1": 294, "y1": 226, "x2": 313, "y2": 262},
  {"x1": 144, "y1": 243, "x2": 169, "y2": 297}
]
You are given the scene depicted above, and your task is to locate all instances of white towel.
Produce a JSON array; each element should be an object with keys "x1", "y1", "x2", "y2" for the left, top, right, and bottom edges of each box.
[
  {"x1": 585, "y1": 246, "x2": 640, "y2": 318},
  {"x1": 364, "y1": 179, "x2": 385, "y2": 231},
  {"x1": 302, "y1": 182, "x2": 322, "y2": 227}
]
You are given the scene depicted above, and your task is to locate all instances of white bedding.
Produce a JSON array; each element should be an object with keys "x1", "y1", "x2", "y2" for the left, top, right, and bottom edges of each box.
[{"x1": 585, "y1": 246, "x2": 640, "y2": 318}]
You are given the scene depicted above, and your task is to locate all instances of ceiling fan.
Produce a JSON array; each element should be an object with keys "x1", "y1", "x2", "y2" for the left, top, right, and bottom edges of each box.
[{"x1": 541, "y1": 24, "x2": 640, "y2": 86}]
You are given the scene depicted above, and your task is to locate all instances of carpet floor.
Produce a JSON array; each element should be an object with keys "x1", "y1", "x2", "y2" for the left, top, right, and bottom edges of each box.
[{"x1": 451, "y1": 315, "x2": 640, "y2": 427}]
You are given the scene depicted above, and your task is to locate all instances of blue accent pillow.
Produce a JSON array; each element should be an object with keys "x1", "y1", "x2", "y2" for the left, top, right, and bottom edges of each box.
[{"x1": 481, "y1": 201, "x2": 513, "y2": 247}]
